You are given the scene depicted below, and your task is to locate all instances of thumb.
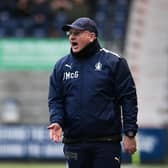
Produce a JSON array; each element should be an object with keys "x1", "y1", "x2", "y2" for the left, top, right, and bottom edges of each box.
[{"x1": 47, "y1": 123, "x2": 60, "y2": 129}]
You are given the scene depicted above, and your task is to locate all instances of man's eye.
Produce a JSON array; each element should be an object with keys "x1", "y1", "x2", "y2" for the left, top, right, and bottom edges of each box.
[
  {"x1": 68, "y1": 31, "x2": 82, "y2": 36},
  {"x1": 73, "y1": 31, "x2": 81, "y2": 35}
]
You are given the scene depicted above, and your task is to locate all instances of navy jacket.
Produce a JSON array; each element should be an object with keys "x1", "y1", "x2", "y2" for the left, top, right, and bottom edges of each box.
[{"x1": 48, "y1": 41, "x2": 138, "y2": 139}]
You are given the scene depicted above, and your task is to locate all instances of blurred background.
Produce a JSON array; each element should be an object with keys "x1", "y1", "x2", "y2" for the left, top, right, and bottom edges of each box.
[{"x1": 0, "y1": 0, "x2": 167, "y2": 167}]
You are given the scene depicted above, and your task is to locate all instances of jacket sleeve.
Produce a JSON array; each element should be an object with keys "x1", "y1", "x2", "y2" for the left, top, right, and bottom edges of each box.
[
  {"x1": 115, "y1": 57, "x2": 138, "y2": 135},
  {"x1": 48, "y1": 64, "x2": 64, "y2": 128}
]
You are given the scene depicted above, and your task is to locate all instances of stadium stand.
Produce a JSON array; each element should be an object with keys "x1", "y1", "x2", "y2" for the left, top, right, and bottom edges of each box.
[
  {"x1": 0, "y1": 0, "x2": 131, "y2": 124},
  {"x1": 0, "y1": 0, "x2": 131, "y2": 41}
]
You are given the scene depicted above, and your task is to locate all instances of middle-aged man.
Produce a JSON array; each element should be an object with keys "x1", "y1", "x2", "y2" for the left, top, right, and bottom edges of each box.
[{"x1": 48, "y1": 17, "x2": 138, "y2": 168}]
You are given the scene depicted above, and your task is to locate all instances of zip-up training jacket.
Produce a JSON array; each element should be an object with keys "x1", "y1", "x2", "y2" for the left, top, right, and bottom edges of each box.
[{"x1": 48, "y1": 41, "x2": 138, "y2": 139}]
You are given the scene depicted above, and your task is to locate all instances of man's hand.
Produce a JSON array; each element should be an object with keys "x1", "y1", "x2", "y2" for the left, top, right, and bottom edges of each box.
[
  {"x1": 123, "y1": 136, "x2": 137, "y2": 154},
  {"x1": 48, "y1": 123, "x2": 63, "y2": 143}
]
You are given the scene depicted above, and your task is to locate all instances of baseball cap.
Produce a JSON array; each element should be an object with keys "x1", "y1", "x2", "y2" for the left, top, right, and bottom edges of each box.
[{"x1": 62, "y1": 17, "x2": 98, "y2": 36}]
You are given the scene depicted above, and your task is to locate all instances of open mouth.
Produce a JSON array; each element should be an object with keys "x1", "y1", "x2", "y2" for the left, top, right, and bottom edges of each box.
[{"x1": 71, "y1": 42, "x2": 78, "y2": 47}]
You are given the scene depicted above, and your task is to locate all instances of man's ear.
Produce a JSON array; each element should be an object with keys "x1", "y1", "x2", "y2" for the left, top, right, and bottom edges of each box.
[{"x1": 90, "y1": 32, "x2": 96, "y2": 42}]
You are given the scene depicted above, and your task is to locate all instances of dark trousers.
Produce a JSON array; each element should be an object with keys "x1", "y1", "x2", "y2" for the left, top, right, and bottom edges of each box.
[{"x1": 63, "y1": 142, "x2": 121, "y2": 168}]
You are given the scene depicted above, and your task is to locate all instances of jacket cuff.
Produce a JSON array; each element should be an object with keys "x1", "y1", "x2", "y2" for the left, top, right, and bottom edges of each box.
[
  {"x1": 125, "y1": 130, "x2": 136, "y2": 138},
  {"x1": 50, "y1": 120, "x2": 63, "y2": 128}
]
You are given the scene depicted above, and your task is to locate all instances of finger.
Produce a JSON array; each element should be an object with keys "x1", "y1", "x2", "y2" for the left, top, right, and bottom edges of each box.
[
  {"x1": 129, "y1": 148, "x2": 136, "y2": 154},
  {"x1": 125, "y1": 146, "x2": 136, "y2": 154},
  {"x1": 53, "y1": 135, "x2": 58, "y2": 142},
  {"x1": 126, "y1": 149, "x2": 133, "y2": 154},
  {"x1": 58, "y1": 135, "x2": 62, "y2": 142},
  {"x1": 49, "y1": 129, "x2": 54, "y2": 140},
  {"x1": 50, "y1": 129, "x2": 58, "y2": 141},
  {"x1": 54, "y1": 133, "x2": 62, "y2": 142},
  {"x1": 48, "y1": 125, "x2": 54, "y2": 129},
  {"x1": 53, "y1": 134, "x2": 60, "y2": 142}
]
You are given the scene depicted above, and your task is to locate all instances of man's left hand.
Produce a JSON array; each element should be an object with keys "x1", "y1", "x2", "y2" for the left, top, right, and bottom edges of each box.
[{"x1": 123, "y1": 136, "x2": 137, "y2": 154}]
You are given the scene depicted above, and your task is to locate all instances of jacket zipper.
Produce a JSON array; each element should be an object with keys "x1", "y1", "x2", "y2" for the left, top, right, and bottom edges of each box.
[{"x1": 79, "y1": 61, "x2": 84, "y2": 137}]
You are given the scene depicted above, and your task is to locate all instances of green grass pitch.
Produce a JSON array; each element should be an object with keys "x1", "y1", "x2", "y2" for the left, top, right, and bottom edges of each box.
[{"x1": 0, "y1": 163, "x2": 167, "y2": 168}]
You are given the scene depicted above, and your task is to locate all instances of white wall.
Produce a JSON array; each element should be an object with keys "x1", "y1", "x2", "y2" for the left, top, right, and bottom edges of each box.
[{"x1": 124, "y1": 0, "x2": 168, "y2": 127}]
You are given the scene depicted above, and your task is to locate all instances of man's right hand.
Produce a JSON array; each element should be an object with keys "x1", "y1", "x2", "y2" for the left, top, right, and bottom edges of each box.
[{"x1": 48, "y1": 123, "x2": 63, "y2": 143}]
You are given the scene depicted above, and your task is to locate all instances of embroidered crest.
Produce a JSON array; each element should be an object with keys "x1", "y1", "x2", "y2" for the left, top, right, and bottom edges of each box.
[{"x1": 95, "y1": 62, "x2": 102, "y2": 71}]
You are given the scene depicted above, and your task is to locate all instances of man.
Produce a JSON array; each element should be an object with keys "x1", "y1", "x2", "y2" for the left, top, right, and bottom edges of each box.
[{"x1": 48, "y1": 17, "x2": 138, "y2": 168}]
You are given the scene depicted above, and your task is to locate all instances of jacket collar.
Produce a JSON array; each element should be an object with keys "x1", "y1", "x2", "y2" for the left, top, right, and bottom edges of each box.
[{"x1": 71, "y1": 39, "x2": 101, "y2": 59}]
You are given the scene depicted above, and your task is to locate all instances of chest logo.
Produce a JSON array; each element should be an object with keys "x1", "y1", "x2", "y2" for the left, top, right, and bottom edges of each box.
[
  {"x1": 65, "y1": 64, "x2": 72, "y2": 69},
  {"x1": 63, "y1": 71, "x2": 79, "y2": 80},
  {"x1": 95, "y1": 62, "x2": 102, "y2": 71}
]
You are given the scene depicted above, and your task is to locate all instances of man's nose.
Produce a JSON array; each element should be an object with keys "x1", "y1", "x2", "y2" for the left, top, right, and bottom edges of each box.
[{"x1": 69, "y1": 34, "x2": 76, "y2": 40}]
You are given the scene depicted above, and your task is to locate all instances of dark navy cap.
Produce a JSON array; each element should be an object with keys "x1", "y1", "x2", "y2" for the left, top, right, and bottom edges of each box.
[{"x1": 62, "y1": 17, "x2": 98, "y2": 36}]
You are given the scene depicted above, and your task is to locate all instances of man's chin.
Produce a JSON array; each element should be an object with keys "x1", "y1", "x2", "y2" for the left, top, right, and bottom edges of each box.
[{"x1": 72, "y1": 48, "x2": 81, "y2": 53}]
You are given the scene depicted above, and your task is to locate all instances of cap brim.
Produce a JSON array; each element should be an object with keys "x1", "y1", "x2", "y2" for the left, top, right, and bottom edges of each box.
[{"x1": 62, "y1": 24, "x2": 85, "y2": 31}]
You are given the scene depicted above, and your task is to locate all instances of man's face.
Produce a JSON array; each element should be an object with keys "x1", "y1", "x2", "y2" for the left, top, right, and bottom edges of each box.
[{"x1": 68, "y1": 29, "x2": 96, "y2": 53}]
